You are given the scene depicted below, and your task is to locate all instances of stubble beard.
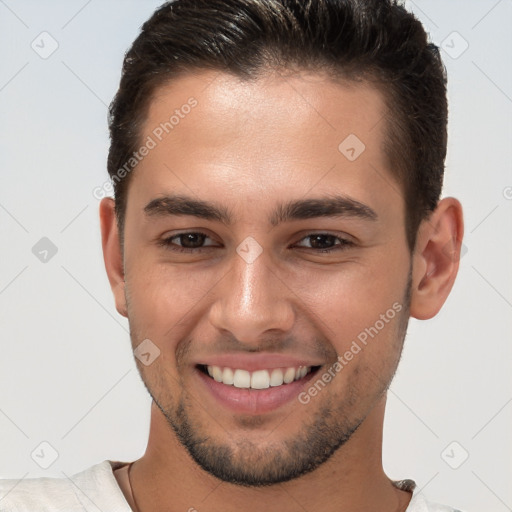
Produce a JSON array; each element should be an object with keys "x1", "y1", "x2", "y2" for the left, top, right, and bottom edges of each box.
[{"x1": 129, "y1": 270, "x2": 412, "y2": 487}]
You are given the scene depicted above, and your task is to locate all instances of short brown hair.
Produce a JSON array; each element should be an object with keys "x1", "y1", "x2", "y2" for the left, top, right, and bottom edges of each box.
[{"x1": 107, "y1": 0, "x2": 447, "y2": 251}]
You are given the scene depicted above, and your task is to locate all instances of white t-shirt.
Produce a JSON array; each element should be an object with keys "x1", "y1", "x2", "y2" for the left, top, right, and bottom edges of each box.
[{"x1": 0, "y1": 460, "x2": 463, "y2": 511}]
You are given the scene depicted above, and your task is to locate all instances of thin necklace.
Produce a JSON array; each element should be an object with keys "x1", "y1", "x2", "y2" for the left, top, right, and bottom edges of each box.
[{"x1": 127, "y1": 462, "x2": 142, "y2": 512}]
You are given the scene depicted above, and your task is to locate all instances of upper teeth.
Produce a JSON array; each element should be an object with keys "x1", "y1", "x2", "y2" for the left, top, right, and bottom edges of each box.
[{"x1": 206, "y1": 365, "x2": 311, "y2": 389}]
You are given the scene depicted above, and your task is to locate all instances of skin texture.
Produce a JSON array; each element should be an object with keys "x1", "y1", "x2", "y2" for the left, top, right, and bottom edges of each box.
[{"x1": 100, "y1": 70, "x2": 464, "y2": 511}]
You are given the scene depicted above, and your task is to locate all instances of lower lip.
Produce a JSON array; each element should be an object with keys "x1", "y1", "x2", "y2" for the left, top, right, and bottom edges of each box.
[{"x1": 195, "y1": 366, "x2": 320, "y2": 415}]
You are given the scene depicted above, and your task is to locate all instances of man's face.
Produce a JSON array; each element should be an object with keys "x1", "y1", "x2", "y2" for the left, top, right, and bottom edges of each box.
[{"x1": 121, "y1": 70, "x2": 412, "y2": 485}]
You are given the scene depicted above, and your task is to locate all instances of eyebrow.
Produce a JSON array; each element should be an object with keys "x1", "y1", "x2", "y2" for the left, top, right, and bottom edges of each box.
[{"x1": 143, "y1": 194, "x2": 378, "y2": 226}]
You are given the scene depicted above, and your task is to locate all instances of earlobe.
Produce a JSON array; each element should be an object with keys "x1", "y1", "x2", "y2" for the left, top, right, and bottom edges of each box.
[
  {"x1": 409, "y1": 197, "x2": 464, "y2": 320},
  {"x1": 99, "y1": 197, "x2": 128, "y2": 317}
]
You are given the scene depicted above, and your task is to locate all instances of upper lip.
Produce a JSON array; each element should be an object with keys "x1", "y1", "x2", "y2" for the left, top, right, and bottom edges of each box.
[{"x1": 196, "y1": 353, "x2": 324, "y2": 372}]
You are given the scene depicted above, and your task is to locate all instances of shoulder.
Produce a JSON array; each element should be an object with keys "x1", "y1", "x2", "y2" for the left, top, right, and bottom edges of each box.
[
  {"x1": 393, "y1": 479, "x2": 464, "y2": 512},
  {"x1": 407, "y1": 493, "x2": 465, "y2": 512},
  {"x1": 0, "y1": 472, "x2": 81, "y2": 512},
  {"x1": 0, "y1": 461, "x2": 127, "y2": 512}
]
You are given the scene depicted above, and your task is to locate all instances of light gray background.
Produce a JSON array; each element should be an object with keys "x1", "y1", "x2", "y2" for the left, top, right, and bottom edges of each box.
[{"x1": 0, "y1": 1, "x2": 511, "y2": 510}]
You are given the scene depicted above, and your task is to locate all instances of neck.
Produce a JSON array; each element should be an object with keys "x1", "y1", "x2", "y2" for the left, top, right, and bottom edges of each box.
[{"x1": 125, "y1": 396, "x2": 411, "y2": 512}]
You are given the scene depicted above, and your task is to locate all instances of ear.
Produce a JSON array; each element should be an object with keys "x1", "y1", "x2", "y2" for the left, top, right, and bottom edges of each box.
[
  {"x1": 409, "y1": 197, "x2": 464, "y2": 320},
  {"x1": 99, "y1": 197, "x2": 127, "y2": 317}
]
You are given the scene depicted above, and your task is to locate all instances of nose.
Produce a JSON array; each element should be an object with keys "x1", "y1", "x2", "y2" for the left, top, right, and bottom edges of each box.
[{"x1": 208, "y1": 246, "x2": 295, "y2": 347}]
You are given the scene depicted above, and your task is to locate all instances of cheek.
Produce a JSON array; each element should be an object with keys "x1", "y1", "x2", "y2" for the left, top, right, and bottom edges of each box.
[
  {"x1": 125, "y1": 261, "x2": 217, "y2": 338},
  {"x1": 293, "y1": 261, "x2": 406, "y2": 339}
]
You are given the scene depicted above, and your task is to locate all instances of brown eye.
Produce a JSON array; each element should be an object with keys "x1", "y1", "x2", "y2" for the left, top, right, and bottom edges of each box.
[
  {"x1": 176, "y1": 233, "x2": 207, "y2": 248},
  {"x1": 295, "y1": 234, "x2": 354, "y2": 252},
  {"x1": 158, "y1": 231, "x2": 219, "y2": 253}
]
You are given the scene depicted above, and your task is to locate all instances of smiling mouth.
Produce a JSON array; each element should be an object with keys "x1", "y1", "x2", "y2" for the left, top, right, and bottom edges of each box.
[{"x1": 197, "y1": 364, "x2": 322, "y2": 390}]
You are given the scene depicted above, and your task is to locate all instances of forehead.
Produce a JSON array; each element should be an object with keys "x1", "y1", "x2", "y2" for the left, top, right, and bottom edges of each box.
[
  {"x1": 127, "y1": 69, "x2": 396, "y2": 222},
  {"x1": 146, "y1": 69, "x2": 386, "y2": 150}
]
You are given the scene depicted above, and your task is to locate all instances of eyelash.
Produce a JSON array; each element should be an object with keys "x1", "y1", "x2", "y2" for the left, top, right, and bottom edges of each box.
[{"x1": 158, "y1": 231, "x2": 354, "y2": 254}]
